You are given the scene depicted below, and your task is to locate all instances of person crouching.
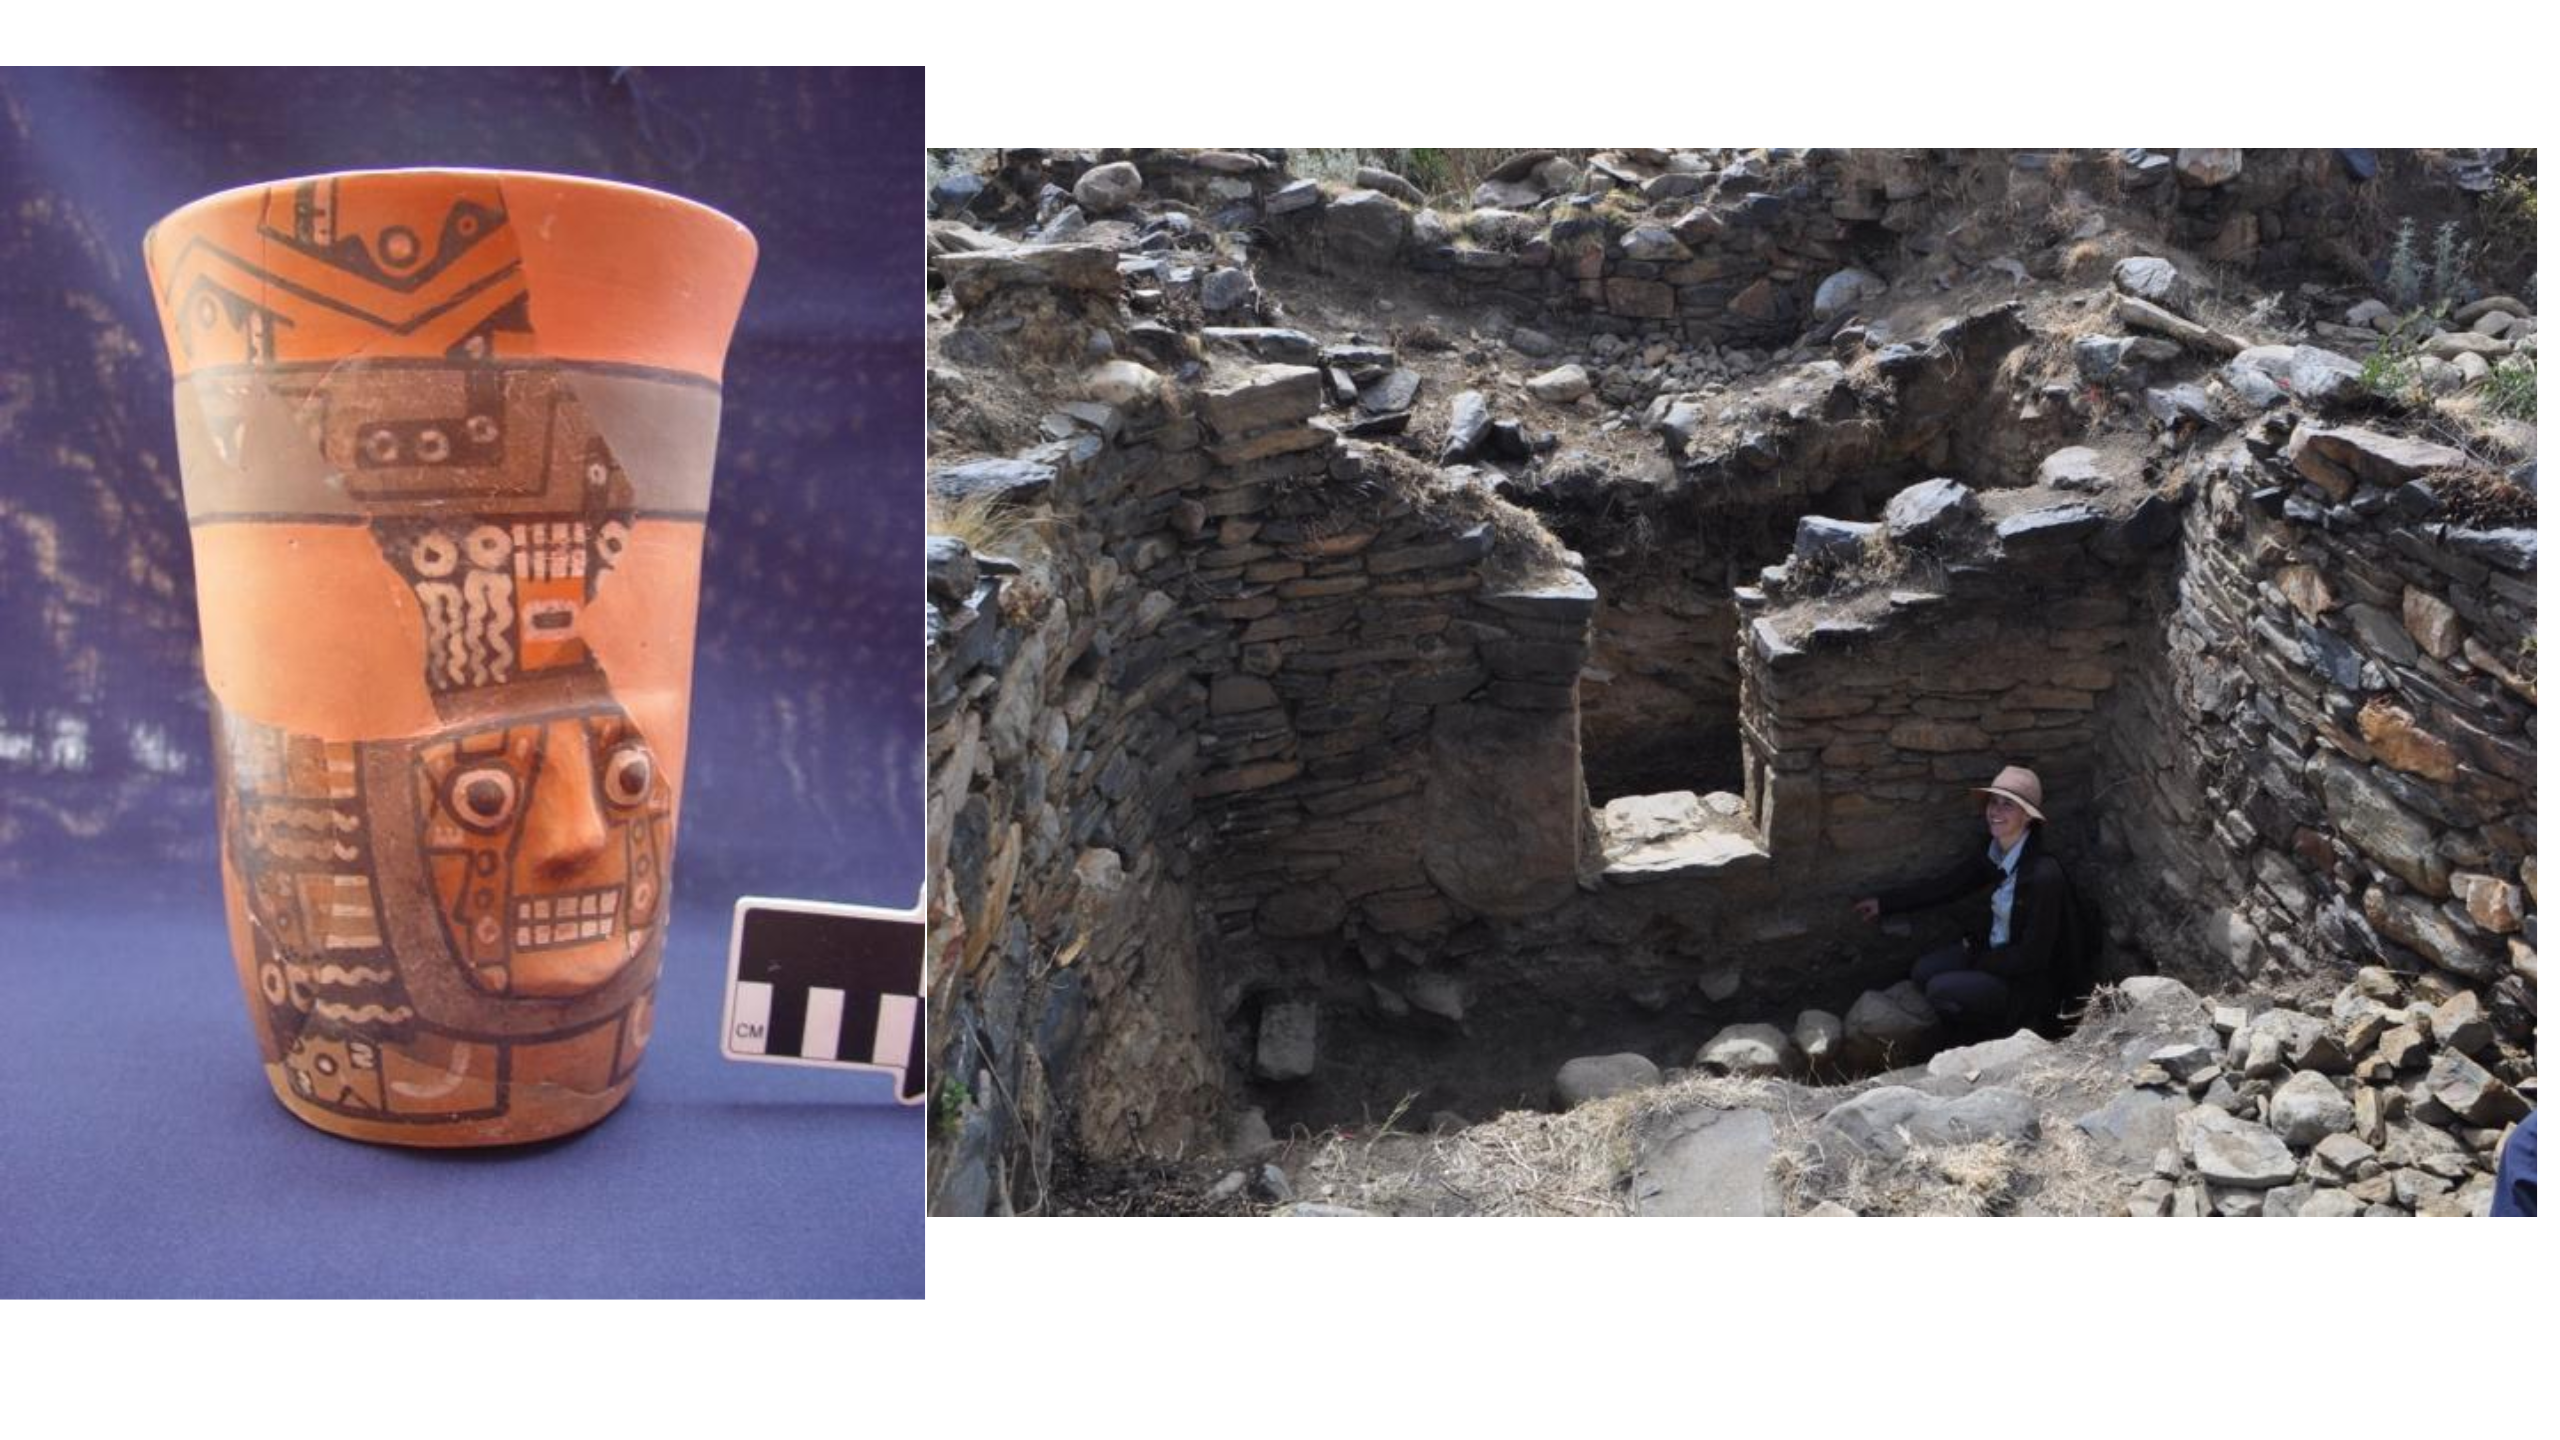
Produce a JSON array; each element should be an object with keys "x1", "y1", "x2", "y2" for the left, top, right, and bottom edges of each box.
[{"x1": 1852, "y1": 765, "x2": 2073, "y2": 1037}]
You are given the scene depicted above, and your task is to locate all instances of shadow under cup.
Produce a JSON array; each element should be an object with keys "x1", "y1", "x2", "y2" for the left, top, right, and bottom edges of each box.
[{"x1": 146, "y1": 169, "x2": 755, "y2": 1146}]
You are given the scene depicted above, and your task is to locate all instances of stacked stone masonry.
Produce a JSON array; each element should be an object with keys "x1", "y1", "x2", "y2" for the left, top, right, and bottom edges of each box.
[
  {"x1": 928, "y1": 147, "x2": 2534, "y2": 1214},
  {"x1": 927, "y1": 353, "x2": 1591, "y2": 1214}
]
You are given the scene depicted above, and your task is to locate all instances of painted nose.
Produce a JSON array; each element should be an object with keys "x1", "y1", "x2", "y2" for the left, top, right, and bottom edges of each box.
[{"x1": 521, "y1": 720, "x2": 608, "y2": 877}]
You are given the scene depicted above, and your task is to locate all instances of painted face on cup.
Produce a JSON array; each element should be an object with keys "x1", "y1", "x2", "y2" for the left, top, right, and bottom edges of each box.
[{"x1": 417, "y1": 708, "x2": 671, "y2": 998}]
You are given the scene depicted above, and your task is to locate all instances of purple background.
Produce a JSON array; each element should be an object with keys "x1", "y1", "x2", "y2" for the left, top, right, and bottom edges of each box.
[{"x1": 0, "y1": 66, "x2": 922, "y2": 1297}]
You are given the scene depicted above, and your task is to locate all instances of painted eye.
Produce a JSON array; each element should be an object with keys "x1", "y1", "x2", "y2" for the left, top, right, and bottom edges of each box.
[
  {"x1": 446, "y1": 765, "x2": 520, "y2": 831},
  {"x1": 602, "y1": 742, "x2": 654, "y2": 807}
]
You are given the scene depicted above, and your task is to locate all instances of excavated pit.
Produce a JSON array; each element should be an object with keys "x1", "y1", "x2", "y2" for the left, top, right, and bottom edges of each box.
[{"x1": 927, "y1": 147, "x2": 2538, "y2": 1215}]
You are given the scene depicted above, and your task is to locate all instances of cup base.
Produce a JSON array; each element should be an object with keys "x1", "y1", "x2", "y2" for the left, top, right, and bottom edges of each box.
[{"x1": 261, "y1": 1065, "x2": 637, "y2": 1148}]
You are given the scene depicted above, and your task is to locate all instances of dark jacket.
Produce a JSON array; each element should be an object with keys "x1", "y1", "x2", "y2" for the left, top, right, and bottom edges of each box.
[{"x1": 1879, "y1": 827, "x2": 2073, "y2": 1026}]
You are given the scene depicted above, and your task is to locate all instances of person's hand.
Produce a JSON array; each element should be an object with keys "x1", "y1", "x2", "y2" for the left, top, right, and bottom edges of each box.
[{"x1": 1852, "y1": 897, "x2": 1881, "y2": 924}]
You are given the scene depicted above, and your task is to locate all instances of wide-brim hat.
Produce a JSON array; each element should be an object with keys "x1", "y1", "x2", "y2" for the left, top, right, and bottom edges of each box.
[{"x1": 1972, "y1": 765, "x2": 2046, "y2": 822}]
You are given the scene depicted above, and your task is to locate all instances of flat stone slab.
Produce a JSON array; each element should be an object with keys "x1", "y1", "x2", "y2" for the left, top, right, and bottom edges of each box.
[
  {"x1": 1199, "y1": 363, "x2": 1324, "y2": 437},
  {"x1": 1925, "y1": 1029, "x2": 2054, "y2": 1088},
  {"x1": 1481, "y1": 571, "x2": 1598, "y2": 623},
  {"x1": 936, "y1": 242, "x2": 1122, "y2": 304},
  {"x1": 1818, "y1": 1085, "x2": 2042, "y2": 1161},
  {"x1": 1599, "y1": 791, "x2": 1769, "y2": 883},
  {"x1": 2180, "y1": 1107, "x2": 2298, "y2": 1189},
  {"x1": 1633, "y1": 1107, "x2": 1781, "y2": 1216},
  {"x1": 2074, "y1": 1086, "x2": 2190, "y2": 1173},
  {"x1": 929, "y1": 456, "x2": 1058, "y2": 506},
  {"x1": 1997, "y1": 503, "x2": 2106, "y2": 547},
  {"x1": 1201, "y1": 327, "x2": 1320, "y2": 364}
]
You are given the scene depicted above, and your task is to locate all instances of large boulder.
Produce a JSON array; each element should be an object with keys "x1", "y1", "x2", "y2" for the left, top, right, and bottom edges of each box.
[
  {"x1": 1355, "y1": 165, "x2": 1425, "y2": 205},
  {"x1": 1323, "y1": 189, "x2": 1409, "y2": 268},
  {"x1": 1845, "y1": 982, "x2": 1946, "y2": 1071},
  {"x1": 1526, "y1": 364, "x2": 1593, "y2": 404},
  {"x1": 1695, "y1": 1023, "x2": 1799, "y2": 1078},
  {"x1": 2111, "y1": 256, "x2": 2193, "y2": 317},
  {"x1": 2034, "y1": 446, "x2": 2127, "y2": 494},
  {"x1": 2286, "y1": 425, "x2": 2466, "y2": 499},
  {"x1": 2426, "y1": 1050, "x2": 2530, "y2": 1126},
  {"x1": 2268, "y1": 1071, "x2": 2354, "y2": 1149},
  {"x1": 1073, "y1": 161, "x2": 1143, "y2": 215},
  {"x1": 1082, "y1": 360, "x2": 1162, "y2": 411},
  {"x1": 1554, "y1": 1053, "x2": 1663, "y2": 1109},
  {"x1": 1793, "y1": 1010, "x2": 1846, "y2": 1072},
  {"x1": 1883, "y1": 478, "x2": 1982, "y2": 547},
  {"x1": 1812, "y1": 267, "x2": 1888, "y2": 322},
  {"x1": 1795, "y1": 516, "x2": 1880, "y2": 566},
  {"x1": 2281, "y1": 345, "x2": 2366, "y2": 408},
  {"x1": 1440, "y1": 389, "x2": 1494, "y2": 464}
]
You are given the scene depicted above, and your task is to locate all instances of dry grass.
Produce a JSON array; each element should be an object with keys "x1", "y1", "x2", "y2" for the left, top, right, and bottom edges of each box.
[
  {"x1": 1775, "y1": 1123, "x2": 2130, "y2": 1217},
  {"x1": 926, "y1": 485, "x2": 1055, "y2": 564},
  {"x1": 2418, "y1": 392, "x2": 2540, "y2": 469},
  {"x1": 1286, "y1": 1049, "x2": 2146, "y2": 1216},
  {"x1": 2185, "y1": 259, "x2": 2301, "y2": 347},
  {"x1": 1287, "y1": 1071, "x2": 1798, "y2": 1216},
  {"x1": 1273, "y1": 981, "x2": 2166, "y2": 1218},
  {"x1": 925, "y1": 485, "x2": 1063, "y2": 622},
  {"x1": 1352, "y1": 439, "x2": 1577, "y2": 588}
]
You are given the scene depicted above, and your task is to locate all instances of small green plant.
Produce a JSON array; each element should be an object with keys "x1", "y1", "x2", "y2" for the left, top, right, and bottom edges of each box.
[
  {"x1": 2385, "y1": 217, "x2": 2425, "y2": 311},
  {"x1": 2431, "y1": 221, "x2": 2473, "y2": 305},
  {"x1": 2358, "y1": 304, "x2": 2442, "y2": 405},
  {"x1": 2482, "y1": 347, "x2": 2537, "y2": 420},
  {"x1": 1286, "y1": 148, "x2": 1364, "y2": 184},
  {"x1": 931, "y1": 1075, "x2": 971, "y2": 1142}
]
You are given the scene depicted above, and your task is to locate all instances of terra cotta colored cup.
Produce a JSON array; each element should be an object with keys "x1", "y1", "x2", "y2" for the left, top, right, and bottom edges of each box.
[{"x1": 145, "y1": 169, "x2": 755, "y2": 1145}]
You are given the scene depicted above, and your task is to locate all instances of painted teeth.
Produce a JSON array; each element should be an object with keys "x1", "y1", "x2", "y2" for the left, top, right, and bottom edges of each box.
[{"x1": 510, "y1": 887, "x2": 621, "y2": 949}]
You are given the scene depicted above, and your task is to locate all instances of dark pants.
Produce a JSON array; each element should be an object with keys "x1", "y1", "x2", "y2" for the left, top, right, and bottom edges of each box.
[
  {"x1": 2492, "y1": 1111, "x2": 2536, "y2": 1217},
  {"x1": 1912, "y1": 943, "x2": 2011, "y2": 1030}
]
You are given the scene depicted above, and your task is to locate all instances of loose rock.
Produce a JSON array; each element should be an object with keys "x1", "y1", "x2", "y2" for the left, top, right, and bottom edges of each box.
[{"x1": 1554, "y1": 1053, "x2": 1663, "y2": 1108}]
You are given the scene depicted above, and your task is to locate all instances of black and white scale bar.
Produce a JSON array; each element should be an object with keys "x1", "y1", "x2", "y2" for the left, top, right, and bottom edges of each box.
[{"x1": 721, "y1": 896, "x2": 925, "y2": 1103}]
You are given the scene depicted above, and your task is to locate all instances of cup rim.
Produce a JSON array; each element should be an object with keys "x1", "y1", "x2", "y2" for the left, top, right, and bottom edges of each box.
[{"x1": 150, "y1": 166, "x2": 752, "y2": 244}]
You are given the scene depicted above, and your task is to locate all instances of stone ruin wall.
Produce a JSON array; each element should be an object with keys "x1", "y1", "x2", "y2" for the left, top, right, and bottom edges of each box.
[
  {"x1": 927, "y1": 356, "x2": 1595, "y2": 1214},
  {"x1": 2101, "y1": 429, "x2": 2536, "y2": 1030},
  {"x1": 928, "y1": 410, "x2": 1224, "y2": 1217},
  {"x1": 990, "y1": 146, "x2": 2431, "y2": 351},
  {"x1": 930, "y1": 147, "x2": 2536, "y2": 1214}
]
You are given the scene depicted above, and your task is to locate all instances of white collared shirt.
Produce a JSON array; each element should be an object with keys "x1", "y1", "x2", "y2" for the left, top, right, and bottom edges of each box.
[{"x1": 1987, "y1": 835, "x2": 2026, "y2": 946}]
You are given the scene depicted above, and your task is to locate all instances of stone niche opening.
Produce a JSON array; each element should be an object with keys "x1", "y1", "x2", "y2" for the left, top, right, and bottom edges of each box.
[{"x1": 1520, "y1": 303, "x2": 2065, "y2": 813}]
